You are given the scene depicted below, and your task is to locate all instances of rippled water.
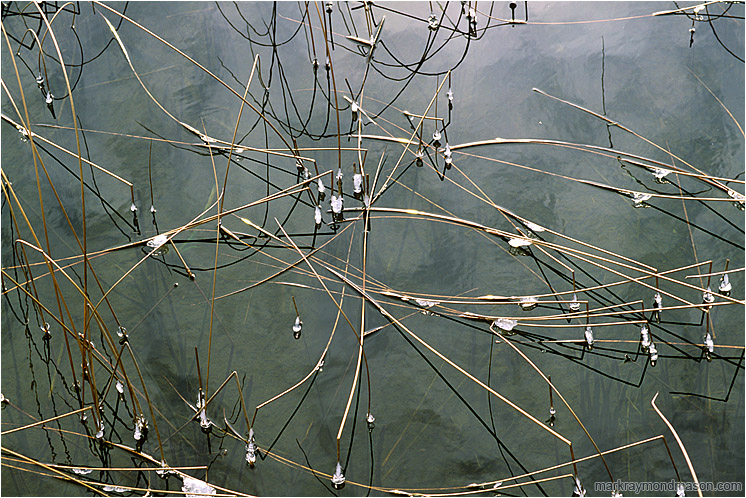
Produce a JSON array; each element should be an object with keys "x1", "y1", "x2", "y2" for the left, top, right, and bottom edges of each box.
[{"x1": 2, "y1": 2, "x2": 744, "y2": 496}]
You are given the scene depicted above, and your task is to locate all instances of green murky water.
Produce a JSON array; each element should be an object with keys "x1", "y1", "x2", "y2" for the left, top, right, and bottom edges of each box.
[{"x1": 2, "y1": 2, "x2": 743, "y2": 496}]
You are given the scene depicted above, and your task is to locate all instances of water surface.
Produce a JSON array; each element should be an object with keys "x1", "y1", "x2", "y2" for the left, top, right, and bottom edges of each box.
[{"x1": 1, "y1": 2, "x2": 744, "y2": 496}]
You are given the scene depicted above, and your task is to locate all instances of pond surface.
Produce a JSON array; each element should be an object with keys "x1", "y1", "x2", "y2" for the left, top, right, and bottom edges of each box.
[{"x1": 1, "y1": 2, "x2": 744, "y2": 496}]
